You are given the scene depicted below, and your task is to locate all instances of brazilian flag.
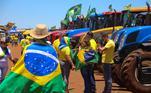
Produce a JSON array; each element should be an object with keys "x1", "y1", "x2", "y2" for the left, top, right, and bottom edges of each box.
[
  {"x1": 74, "y1": 49, "x2": 100, "y2": 70},
  {"x1": 62, "y1": 4, "x2": 81, "y2": 25},
  {"x1": 0, "y1": 43, "x2": 66, "y2": 93},
  {"x1": 65, "y1": 4, "x2": 82, "y2": 21}
]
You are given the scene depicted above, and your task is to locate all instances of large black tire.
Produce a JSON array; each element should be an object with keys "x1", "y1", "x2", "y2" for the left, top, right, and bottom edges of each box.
[
  {"x1": 121, "y1": 49, "x2": 151, "y2": 93},
  {"x1": 112, "y1": 52, "x2": 125, "y2": 87}
]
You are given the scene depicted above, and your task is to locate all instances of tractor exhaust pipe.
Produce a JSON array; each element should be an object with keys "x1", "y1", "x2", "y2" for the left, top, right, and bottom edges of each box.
[
  {"x1": 112, "y1": 9, "x2": 117, "y2": 33},
  {"x1": 146, "y1": 2, "x2": 150, "y2": 13}
]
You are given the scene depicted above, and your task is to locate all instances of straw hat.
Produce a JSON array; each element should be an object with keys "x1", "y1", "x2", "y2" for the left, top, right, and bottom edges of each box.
[{"x1": 30, "y1": 24, "x2": 50, "y2": 39}]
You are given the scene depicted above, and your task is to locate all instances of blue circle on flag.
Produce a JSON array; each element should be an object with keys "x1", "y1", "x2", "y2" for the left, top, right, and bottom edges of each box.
[{"x1": 24, "y1": 51, "x2": 58, "y2": 76}]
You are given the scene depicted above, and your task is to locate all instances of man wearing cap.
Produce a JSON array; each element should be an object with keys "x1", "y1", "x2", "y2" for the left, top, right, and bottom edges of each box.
[{"x1": 98, "y1": 32, "x2": 115, "y2": 93}]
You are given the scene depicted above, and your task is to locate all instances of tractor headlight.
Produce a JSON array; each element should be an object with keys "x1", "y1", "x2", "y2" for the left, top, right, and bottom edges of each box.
[{"x1": 118, "y1": 35, "x2": 126, "y2": 50}]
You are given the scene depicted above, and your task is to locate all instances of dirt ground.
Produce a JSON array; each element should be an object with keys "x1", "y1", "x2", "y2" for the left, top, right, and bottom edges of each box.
[{"x1": 8, "y1": 45, "x2": 132, "y2": 93}]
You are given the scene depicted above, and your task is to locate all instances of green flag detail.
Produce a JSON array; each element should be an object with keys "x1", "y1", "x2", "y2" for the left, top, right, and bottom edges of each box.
[
  {"x1": 86, "y1": 5, "x2": 91, "y2": 18},
  {"x1": 109, "y1": 4, "x2": 113, "y2": 11},
  {"x1": 124, "y1": 4, "x2": 132, "y2": 10},
  {"x1": 66, "y1": 4, "x2": 82, "y2": 21},
  {"x1": 62, "y1": 4, "x2": 82, "y2": 26},
  {"x1": 90, "y1": 8, "x2": 96, "y2": 15},
  {"x1": 86, "y1": 6, "x2": 96, "y2": 18}
]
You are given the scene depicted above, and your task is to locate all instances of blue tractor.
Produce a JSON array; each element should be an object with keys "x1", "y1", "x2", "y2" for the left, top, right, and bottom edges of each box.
[{"x1": 111, "y1": 5, "x2": 151, "y2": 93}]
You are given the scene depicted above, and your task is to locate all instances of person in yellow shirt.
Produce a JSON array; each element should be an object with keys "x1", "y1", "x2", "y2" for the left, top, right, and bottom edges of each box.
[
  {"x1": 58, "y1": 36, "x2": 75, "y2": 93},
  {"x1": 26, "y1": 35, "x2": 33, "y2": 43},
  {"x1": 98, "y1": 32, "x2": 115, "y2": 93},
  {"x1": 79, "y1": 32, "x2": 97, "y2": 93},
  {"x1": 20, "y1": 36, "x2": 31, "y2": 54},
  {"x1": 89, "y1": 37, "x2": 97, "y2": 51},
  {"x1": 52, "y1": 38, "x2": 60, "y2": 54},
  {"x1": 20, "y1": 38, "x2": 30, "y2": 48}
]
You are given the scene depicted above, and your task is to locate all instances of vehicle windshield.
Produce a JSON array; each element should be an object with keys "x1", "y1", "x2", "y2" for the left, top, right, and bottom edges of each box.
[
  {"x1": 89, "y1": 13, "x2": 122, "y2": 30},
  {"x1": 122, "y1": 11, "x2": 151, "y2": 27}
]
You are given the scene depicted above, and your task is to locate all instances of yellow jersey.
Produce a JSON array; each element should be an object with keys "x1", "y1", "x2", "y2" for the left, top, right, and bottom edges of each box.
[
  {"x1": 102, "y1": 39, "x2": 115, "y2": 64},
  {"x1": 52, "y1": 39, "x2": 60, "y2": 54},
  {"x1": 58, "y1": 46, "x2": 71, "y2": 61},
  {"x1": 89, "y1": 39, "x2": 97, "y2": 51},
  {"x1": 20, "y1": 39, "x2": 30, "y2": 48}
]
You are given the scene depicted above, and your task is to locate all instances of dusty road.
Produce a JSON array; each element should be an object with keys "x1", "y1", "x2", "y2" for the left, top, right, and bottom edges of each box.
[
  {"x1": 69, "y1": 70, "x2": 132, "y2": 93},
  {"x1": 9, "y1": 45, "x2": 132, "y2": 93}
]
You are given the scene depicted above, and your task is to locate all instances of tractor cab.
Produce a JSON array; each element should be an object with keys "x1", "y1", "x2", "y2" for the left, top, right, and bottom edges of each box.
[
  {"x1": 111, "y1": 6, "x2": 151, "y2": 93},
  {"x1": 112, "y1": 7, "x2": 151, "y2": 50},
  {"x1": 121, "y1": 7, "x2": 151, "y2": 27},
  {"x1": 80, "y1": 11, "x2": 123, "y2": 44}
]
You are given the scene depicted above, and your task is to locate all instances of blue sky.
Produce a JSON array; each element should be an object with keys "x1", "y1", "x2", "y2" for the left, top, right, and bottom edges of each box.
[{"x1": 0, "y1": 0, "x2": 148, "y2": 28}]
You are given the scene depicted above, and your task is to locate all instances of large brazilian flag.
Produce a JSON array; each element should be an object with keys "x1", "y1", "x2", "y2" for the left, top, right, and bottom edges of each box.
[{"x1": 0, "y1": 43, "x2": 66, "y2": 93}]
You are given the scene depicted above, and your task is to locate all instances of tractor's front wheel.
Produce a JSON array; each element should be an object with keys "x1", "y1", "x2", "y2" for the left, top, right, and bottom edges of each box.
[{"x1": 121, "y1": 49, "x2": 151, "y2": 93}]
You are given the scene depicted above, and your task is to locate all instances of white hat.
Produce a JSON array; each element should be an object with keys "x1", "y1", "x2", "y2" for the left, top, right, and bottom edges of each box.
[{"x1": 30, "y1": 24, "x2": 50, "y2": 39}]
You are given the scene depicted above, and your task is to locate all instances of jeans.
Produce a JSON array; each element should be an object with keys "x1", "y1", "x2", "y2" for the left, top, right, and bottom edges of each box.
[
  {"x1": 102, "y1": 64, "x2": 112, "y2": 93},
  {"x1": 81, "y1": 64, "x2": 96, "y2": 93}
]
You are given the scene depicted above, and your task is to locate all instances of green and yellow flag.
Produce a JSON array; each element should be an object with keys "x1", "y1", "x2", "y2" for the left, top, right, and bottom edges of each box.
[
  {"x1": 0, "y1": 43, "x2": 66, "y2": 93},
  {"x1": 62, "y1": 4, "x2": 82, "y2": 25},
  {"x1": 74, "y1": 49, "x2": 100, "y2": 70},
  {"x1": 66, "y1": 4, "x2": 82, "y2": 21}
]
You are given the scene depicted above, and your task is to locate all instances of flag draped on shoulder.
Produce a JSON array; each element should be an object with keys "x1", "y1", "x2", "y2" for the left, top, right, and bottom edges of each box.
[
  {"x1": 59, "y1": 37, "x2": 70, "y2": 50},
  {"x1": 0, "y1": 43, "x2": 66, "y2": 93},
  {"x1": 74, "y1": 49, "x2": 100, "y2": 70}
]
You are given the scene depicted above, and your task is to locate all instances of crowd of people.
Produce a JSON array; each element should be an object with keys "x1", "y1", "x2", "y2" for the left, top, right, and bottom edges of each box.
[{"x1": 0, "y1": 24, "x2": 115, "y2": 93}]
